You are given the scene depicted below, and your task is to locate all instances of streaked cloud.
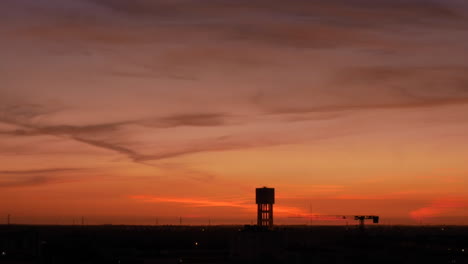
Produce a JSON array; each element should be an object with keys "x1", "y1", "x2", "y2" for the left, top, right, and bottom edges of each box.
[
  {"x1": 130, "y1": 195, "x2": 251, "y2": 209},
  {"x1": 0, "y1": 176, "x2": 67, "y2": 188},
  {"x1": 0, "y1": 168, "x2": 88, "y2": 188},
  {"x1": 0, "y1": 168, "x2": 85, "y2": 175},
  {"x1": 130, "y1": 195, "x2": 310, "y2": 217},
  {"x1": 410, "y1": 198, "x2": 468, "y2": 220}
]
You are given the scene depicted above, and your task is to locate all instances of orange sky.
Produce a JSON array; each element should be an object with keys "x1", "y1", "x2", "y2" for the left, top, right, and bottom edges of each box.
[{"x1": 1, "y1": 0, "x2": 468, "y2": 225}]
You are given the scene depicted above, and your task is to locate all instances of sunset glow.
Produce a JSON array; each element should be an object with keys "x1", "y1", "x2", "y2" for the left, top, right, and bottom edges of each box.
[{"x1": 1, "y1": 0, "x2": 468, "y2": 225}]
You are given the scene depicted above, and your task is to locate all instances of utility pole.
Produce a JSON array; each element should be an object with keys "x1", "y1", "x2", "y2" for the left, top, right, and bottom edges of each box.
[{"x1": 309, "y1": 203, "x2": 313, "y2": 225}]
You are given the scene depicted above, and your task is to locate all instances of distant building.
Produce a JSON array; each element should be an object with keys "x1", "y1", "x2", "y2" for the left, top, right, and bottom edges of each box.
[{"x1": 256, "y1": 187, "x2": 275, "y2": 227}]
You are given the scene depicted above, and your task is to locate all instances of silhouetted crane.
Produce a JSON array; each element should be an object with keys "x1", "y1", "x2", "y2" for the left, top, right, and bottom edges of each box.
[
  {"x1": 289, "y1": 215, "x2": 379, "y2": 230},
  {"x1": 349, "y1": 215, "x2": 379, "y2": 230}
]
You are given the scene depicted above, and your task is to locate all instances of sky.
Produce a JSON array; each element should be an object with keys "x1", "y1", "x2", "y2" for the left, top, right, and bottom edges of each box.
[{"x1": 1, "y1": 0, "x2": 468, "y2": 225}]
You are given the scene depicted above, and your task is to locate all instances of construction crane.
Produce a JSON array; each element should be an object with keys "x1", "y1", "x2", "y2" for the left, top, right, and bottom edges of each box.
[
  {"x1": 354, "y1": 215, "x2": 379, "y2": 224},
  {"x1": 350, "y1": 215, "x2": 379, "y2": 230},
  {"x1": 289, "y1": 215, "x2": 380, "y2": 229}
]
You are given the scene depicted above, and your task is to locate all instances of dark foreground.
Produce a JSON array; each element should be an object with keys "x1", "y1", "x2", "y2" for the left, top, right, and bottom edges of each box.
[{"x1": 0, "y1": 225, "x2": 467, "y2": 264}]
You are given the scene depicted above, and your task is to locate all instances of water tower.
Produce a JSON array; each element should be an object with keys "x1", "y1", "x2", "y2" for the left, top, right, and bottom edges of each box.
[{"x1": 256, "y1": 187, "x2": 275, "y2": 227}]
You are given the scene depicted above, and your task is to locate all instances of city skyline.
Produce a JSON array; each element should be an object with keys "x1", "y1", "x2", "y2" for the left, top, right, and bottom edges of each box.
[{"x1": 1, "y1": 0, "x2": 468, "y2": 225}]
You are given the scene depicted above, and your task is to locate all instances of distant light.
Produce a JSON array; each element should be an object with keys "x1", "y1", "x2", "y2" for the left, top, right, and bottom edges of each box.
[
  {"x1": 1, "y1": 251, "x2": 5, "y2": 256},
  {"x1": 202, "y1": 229, "x2": 205, "y2": 232},
  {"x1": 462, "y1": 249, "x2": 465, "y2": 252},
  {"x1": 194, "y1": 242, "x2": 198, "y2": 246}
]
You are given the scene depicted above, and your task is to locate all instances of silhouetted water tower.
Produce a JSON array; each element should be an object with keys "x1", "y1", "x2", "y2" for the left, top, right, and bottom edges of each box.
[{"x1": 256, "y1": 187, "x2": 275, "y2": 227}]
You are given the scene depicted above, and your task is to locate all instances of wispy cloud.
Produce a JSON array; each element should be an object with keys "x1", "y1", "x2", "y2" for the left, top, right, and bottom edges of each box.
[
  {"x1": 261, "y1": 65, "x2": 468, "y2": 116},
  {"x1": 146, "y1": 113, "x2": 228, "y2": 128},
  {"x1": 2, "y1": 103, "x2": 348, "y2": 166},
  {"x1": 0, "y1": 102, "x2": 64, "y2": 125},
  {"x1": 410, "y1": 197, "x2": 468, "y2": 220},
  {"x1": 0, "y1": 168, "x2": 85, "y2": 175},
  {"x1": 0, "y1": 176, "x2": 56, "y2": 188},
  {"x1": 0, "y1": 103, "x2": 237, "y2": 163},
  {"x1": 4, "y1": 0, "x2": 465, "y2": 50},
  {"x1": 0, "y1": 167, "x2": 88, "y2": 188},
  {"x1": 1, "y1": 103, "x2": 230, "y2": 135},
  {"x1": 0, "y1": 176, "x2": 78, "y2": 188},
  {"x1": 267, "y1": 98, "x2": 468, "y2": 116},
  {"x1": 130, "y1": 195, "x2": 252, "y2": 209},
  {"x1": 130, "y1": 195, "x2": 311, "y2": 217}
]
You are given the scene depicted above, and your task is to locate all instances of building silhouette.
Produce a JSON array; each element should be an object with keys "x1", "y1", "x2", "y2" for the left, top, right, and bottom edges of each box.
[{"x1": 256, "y1": 187, "x2": 275, "y2": 227}]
